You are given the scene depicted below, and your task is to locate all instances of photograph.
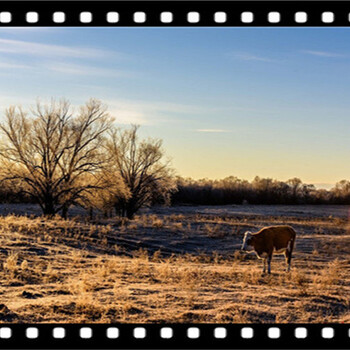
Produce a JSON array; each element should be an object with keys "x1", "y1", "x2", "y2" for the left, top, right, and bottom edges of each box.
[{"x1": 0, "y1": 27, "x2": 349, "y2": 324}]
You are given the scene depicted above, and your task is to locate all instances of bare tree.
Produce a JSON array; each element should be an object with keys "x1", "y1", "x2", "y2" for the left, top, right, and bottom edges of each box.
[
  {"x1": 78, "y1": 169, "x2": 130, "y2": 219},
  {"x1": 107, "y1": 125, "x2": 176, "y2": 219},
  {"x1": 0, "y1": 99, "x2": 112, "y2": 217}
]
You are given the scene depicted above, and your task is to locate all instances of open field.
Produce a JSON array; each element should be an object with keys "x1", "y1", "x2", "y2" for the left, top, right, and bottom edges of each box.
[{"x1": 0, "y1": 204, "x2": 349, "y2": 323}]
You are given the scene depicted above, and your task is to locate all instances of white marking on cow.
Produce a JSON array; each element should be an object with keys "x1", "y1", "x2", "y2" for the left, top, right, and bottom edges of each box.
[{"x1": 241, "y1": 231, "x2": 255, "y2": 252}]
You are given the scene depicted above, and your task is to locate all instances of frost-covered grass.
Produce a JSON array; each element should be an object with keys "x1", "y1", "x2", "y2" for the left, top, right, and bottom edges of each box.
[{"x1": 0, "y1": 205, "x2": 349, "y2": 323}]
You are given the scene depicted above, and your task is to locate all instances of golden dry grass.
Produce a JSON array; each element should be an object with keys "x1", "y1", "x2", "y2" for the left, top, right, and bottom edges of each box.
[{"x1": 0, "y1": 208, "x2": 349, "y2": 323}]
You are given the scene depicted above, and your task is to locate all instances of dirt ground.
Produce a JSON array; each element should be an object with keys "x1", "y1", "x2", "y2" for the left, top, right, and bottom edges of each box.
[{"x1": 0, "y1": 204, "x2": 349, "y2": 323}]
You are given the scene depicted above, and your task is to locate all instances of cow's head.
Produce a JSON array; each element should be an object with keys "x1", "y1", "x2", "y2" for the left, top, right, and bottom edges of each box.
[{"x1": 241, "y1": 231, "x2": 254, "y2": 252}]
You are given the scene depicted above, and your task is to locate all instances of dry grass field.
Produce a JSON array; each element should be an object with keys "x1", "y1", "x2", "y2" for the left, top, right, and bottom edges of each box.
[{"x1": 0, "y1": 204, "x2": 349, "y2": 323}]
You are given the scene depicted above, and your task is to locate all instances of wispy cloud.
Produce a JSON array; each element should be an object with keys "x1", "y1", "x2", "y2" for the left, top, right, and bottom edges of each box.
[
  {"x1": 0, "y1": 38, "x2": 114, "y2": 59},
  {"x1": 196, "y1": 129, "x2": 230, "y2": 133},
  {"x1": 302, "y1": 50, "x2": 344, "y2": 58},
  {"x1": 231, "y1": 52, "x2": 276, "y2": 63},
  {"x1": 108, "y1": 106, "x2": 149, "y2": 125},
  {"x1": 105, "y1": 99, "x2": 214, "y2": 125},
  {"x1": 44, "y1": 62, "x2": 135, "y2": 78}
]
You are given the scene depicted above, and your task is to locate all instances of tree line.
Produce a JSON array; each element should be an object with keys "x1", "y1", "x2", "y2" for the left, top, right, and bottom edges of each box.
[{"x1": 172, "y1": 176, "x2": 350, "y2": 205}]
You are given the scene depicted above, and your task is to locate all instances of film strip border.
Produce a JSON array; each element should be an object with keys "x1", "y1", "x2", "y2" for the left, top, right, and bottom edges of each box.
[
  {"x1": 0, "y1": 324, "x2": 348, "y2": 349},
  {"x1": 0, "y1": 1, "x2": 349, "y2": 349},
  {"x1": 0, "y1": 1, "x2": 350, "y2": 26}
]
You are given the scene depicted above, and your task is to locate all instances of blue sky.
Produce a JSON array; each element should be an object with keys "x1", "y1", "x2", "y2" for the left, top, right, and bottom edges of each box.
[{"x1": 0, "y1": 27, "x2": 350, "y2": 188}]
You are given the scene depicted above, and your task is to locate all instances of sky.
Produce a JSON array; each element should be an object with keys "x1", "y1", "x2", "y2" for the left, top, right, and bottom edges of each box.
[{"x1": 0, "y1": 27, "x2": 350, "y2": 188}]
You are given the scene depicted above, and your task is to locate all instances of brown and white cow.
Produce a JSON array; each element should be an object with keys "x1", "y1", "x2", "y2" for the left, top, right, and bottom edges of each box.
[{"x1": 240, "y1": 225, "x2": 296, "y2": 274}]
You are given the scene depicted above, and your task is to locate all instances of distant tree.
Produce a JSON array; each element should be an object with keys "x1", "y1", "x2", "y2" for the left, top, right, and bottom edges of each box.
[
  {"x1": 287, "y1": 177, "x2": 303, "y2": 200},
  {"x1": 107, "y1": 125, "x2": 176, "y2": 219},
  {"x1": 331, "y1": 180, "x2": 350, "y2": 203},
  {"x1": 333, "y1": 180, "x2": 350, "y2": 196},
  {"x1": 0, "y1": 99, "x2": 112, "y2": 217}
]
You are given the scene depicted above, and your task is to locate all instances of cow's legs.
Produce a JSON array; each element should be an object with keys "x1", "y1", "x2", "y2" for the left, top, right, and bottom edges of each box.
[
  {"x1": 285, "y1": 250, "x2": 292, "y2": 272},
  {"x1": 267, "y1": 255, "x2": 272, "y2": 274},
  {"x1": 262, "y1": 259, "x2": 267, "y2": 274}
]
